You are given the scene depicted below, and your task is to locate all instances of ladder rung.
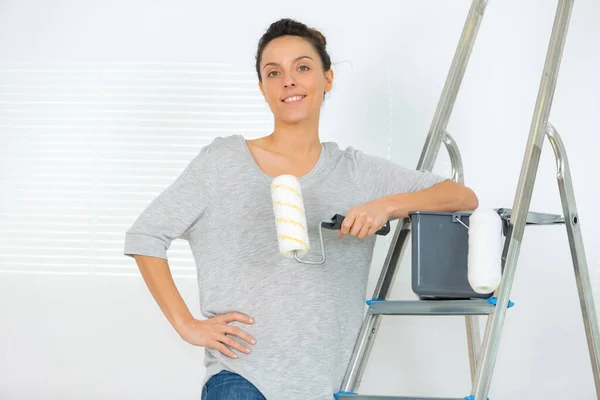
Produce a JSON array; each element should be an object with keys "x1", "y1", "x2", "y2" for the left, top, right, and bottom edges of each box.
[
  {"x1": 367, "y1": 299, "x2": 495, "y2": 316},
  {"x1": 334, "y1": 394, "x2": 464, "y2": 400},
  {"x1": 496, "y1": 207, "x2": 565, "y2": 225}
]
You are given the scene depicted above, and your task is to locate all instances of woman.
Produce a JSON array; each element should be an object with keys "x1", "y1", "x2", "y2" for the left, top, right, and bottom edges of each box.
[{"x1": 124, "y1": 18, "x2": 478, "y2": 400}]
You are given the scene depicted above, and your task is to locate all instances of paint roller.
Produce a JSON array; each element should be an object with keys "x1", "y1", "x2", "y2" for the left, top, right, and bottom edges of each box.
[
  {"x1": 454, "y1": 207, "x2": 503, "y2": 294},
  {"x1": 271, "y1": 174, "x2": 390, "y2": 265}
]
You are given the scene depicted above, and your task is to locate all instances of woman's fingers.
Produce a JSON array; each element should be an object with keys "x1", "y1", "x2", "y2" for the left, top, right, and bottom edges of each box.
[
  {"x1": 221, "y1": 334, "x2": 252, "y2": 355},
  {"x1": 343, "y1": 213, "x2": 378, "y2": 239},
  {"x1": 223, "y1": 325, "x2": 256, "y2": 346},
  {"x1": 366, "y1": 223, "x2": 383, "y2": 237},
  {"x1": 211, "y1": 340, "x2": 240, "y2": 359},
  {"x1": 358, "y1": 222, "x2": 372, "y2": 239},
  {"x1": 349, "y1": 215, "x2": 365, "y2": 237},
  {"x1": 218, "y1": 312, "x2": 254, "y2": 325},
  {"x1": 342, "y1": 215, "x2": 384, "y2": 239},
  {"x1": 340, "y1": 202, "x2": 388, "y2": 239},
  {"x1": 340, "y1": 214, "x2": 355, "y2": 236}
]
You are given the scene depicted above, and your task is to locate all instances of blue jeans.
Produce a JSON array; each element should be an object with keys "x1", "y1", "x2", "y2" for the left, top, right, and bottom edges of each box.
[{"x1": 202, "y1": 370, "x2": 266, "y2": 400}]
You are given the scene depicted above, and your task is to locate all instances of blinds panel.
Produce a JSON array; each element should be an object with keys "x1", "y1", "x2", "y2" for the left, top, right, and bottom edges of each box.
[{"x1": 0, "y1": 61, "x2": 273, "y2": 278}]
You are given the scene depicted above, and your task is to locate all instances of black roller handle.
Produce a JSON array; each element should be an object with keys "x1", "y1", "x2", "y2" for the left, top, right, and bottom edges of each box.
[{"x1": 321, "y1": 214, "x2": 391, "y2": 236}]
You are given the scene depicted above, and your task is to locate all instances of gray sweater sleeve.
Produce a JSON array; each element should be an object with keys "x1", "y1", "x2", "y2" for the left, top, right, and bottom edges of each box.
[
  {"x1": 123, "y1": 144, "x2": 217, "y2": 260},
  {"x1": 349, "y1": 147, "x2": 448, "y2": 201}
]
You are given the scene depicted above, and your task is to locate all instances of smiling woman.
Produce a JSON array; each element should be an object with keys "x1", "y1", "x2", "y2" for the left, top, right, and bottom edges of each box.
[
  {"x1": 255, "y1": 21, "x2": 333, "y2": 126},
  {"x1": 245, "y1": 20, "x2": 335, "y2": 179},
  {"x1": 258, "y1": 37, "x2": 331, "y2": 128},
  {"x1": 124, "y1": 17, "x2": 478, "y2": 400}
]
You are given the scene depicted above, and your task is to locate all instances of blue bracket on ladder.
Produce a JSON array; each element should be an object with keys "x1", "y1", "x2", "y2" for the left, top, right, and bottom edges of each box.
[
  {"x1": 334, "y1": 391, "x2": 357, "y2": 398},
  {"x1": 464, "y1": 396, "x2": 490, "y2": 400},
  {"x1": 487, "y1": 296, "x2": 515, "y2": 308},
  {"x1": 366, "y1": 298, "x2": 383, "y2": 306}
]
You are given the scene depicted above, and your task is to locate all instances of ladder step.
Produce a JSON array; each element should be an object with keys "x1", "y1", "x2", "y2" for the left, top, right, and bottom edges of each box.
[
  {"x1": 496, "y1": 207, "x2": 565, "y2": 225},
  {"x1": 334, "y1": 394, "x2": 465, "y2": 400},
  {"x1": 367, "y1": 299, "x2": 495, "y2": 316}
]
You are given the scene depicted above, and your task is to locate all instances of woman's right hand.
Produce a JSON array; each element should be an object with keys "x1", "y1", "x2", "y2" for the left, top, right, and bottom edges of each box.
[{"x1": 176, "y1": 313, "x2": 256, "y2": 359}]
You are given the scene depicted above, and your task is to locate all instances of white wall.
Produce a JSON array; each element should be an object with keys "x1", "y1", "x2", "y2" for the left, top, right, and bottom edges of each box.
[{"x1": 1, "y1": 0, "x2": 599, "y2": 399}]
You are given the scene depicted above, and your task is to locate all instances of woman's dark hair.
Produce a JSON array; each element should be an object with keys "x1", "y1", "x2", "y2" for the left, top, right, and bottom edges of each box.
[{"x1": 255, "y1": 18, "x2": 332, "y2": 83}]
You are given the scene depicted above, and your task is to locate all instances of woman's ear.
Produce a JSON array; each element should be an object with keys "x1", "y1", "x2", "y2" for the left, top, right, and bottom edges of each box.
[{"x1": 324, "y1": 69, "x2": 334, "y2": 93}]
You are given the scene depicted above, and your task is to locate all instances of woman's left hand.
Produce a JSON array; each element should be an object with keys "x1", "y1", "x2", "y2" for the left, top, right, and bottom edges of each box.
[{"x1": 339, "y1": 199, "x2": 390, "y2": 239}]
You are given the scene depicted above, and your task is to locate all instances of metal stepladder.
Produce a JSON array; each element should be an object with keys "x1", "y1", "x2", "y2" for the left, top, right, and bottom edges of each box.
[{"x1": 334, "y1": 0, "x2": 600, "y2": 399}]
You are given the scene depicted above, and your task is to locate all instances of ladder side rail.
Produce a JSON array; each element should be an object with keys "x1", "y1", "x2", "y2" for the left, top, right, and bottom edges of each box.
[
  {"x1": 441, "y1": 131, "x2": 482, "y2": 384},
  {"x1": 472, "y1": 1, "x2": 576, "y2": 398},
  {"x1": 546, "y1": 123, "x2": 600, "y2": 396},
  {"x1": 339, "y1": 0, "x2": 490, "y2": 393}
]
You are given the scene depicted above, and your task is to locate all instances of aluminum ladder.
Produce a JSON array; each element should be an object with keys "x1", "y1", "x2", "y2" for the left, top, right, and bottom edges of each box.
[{"x1": 334, "y1": 0, "x2": 600, "y2": 399}]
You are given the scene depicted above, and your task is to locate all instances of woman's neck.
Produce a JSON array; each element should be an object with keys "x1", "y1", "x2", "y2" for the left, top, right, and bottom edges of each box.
[{"x1": 268, "y1": 119, "x2": 321, "y2": 159}]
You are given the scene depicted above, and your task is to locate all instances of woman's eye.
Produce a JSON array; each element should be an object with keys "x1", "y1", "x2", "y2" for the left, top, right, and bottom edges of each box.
[
  {"x1": 299, "y1": 65, "x2": 310, "y2": 71},
  {"x1": 268, "y1": 71, "x2": 279, "y2": 77}
]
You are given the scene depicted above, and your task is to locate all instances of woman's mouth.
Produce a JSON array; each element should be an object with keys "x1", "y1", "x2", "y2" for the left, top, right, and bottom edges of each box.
[{"x1": 282, "y1": 95, "x2": 306, "y2": 104}]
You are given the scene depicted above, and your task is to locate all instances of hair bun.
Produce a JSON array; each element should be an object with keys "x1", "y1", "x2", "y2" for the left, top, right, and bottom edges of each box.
[{"x1": 312, "y1": 29, "x2": 327, "y2": 46}]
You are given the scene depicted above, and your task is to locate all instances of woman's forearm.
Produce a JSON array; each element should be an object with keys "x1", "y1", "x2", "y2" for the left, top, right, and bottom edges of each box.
[
  {"x1": 381, "y1": 179, "x2": 479, "y2": 219},
  {"x1": 133, "y1": 255, "x2": 194, "y2": 333}
]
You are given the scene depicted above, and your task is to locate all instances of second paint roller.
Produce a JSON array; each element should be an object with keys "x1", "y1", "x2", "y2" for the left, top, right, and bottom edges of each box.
[
  {"x1": 467, "y1": 207, "x2": 503, "y2": 294},
  {"x1": 271, "y1": 174, "x2": 391, "y2": 265}
]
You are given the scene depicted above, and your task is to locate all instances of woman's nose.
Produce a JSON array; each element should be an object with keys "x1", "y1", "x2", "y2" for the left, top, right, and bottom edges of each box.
[{"x1": 283, "y1": 74, "x2": 296, "y2": 88}]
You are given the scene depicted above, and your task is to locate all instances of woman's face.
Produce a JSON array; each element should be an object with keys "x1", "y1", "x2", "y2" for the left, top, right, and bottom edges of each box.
[{"x1": 258, "y1": 35, "x2": 333, "y2": 125}]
